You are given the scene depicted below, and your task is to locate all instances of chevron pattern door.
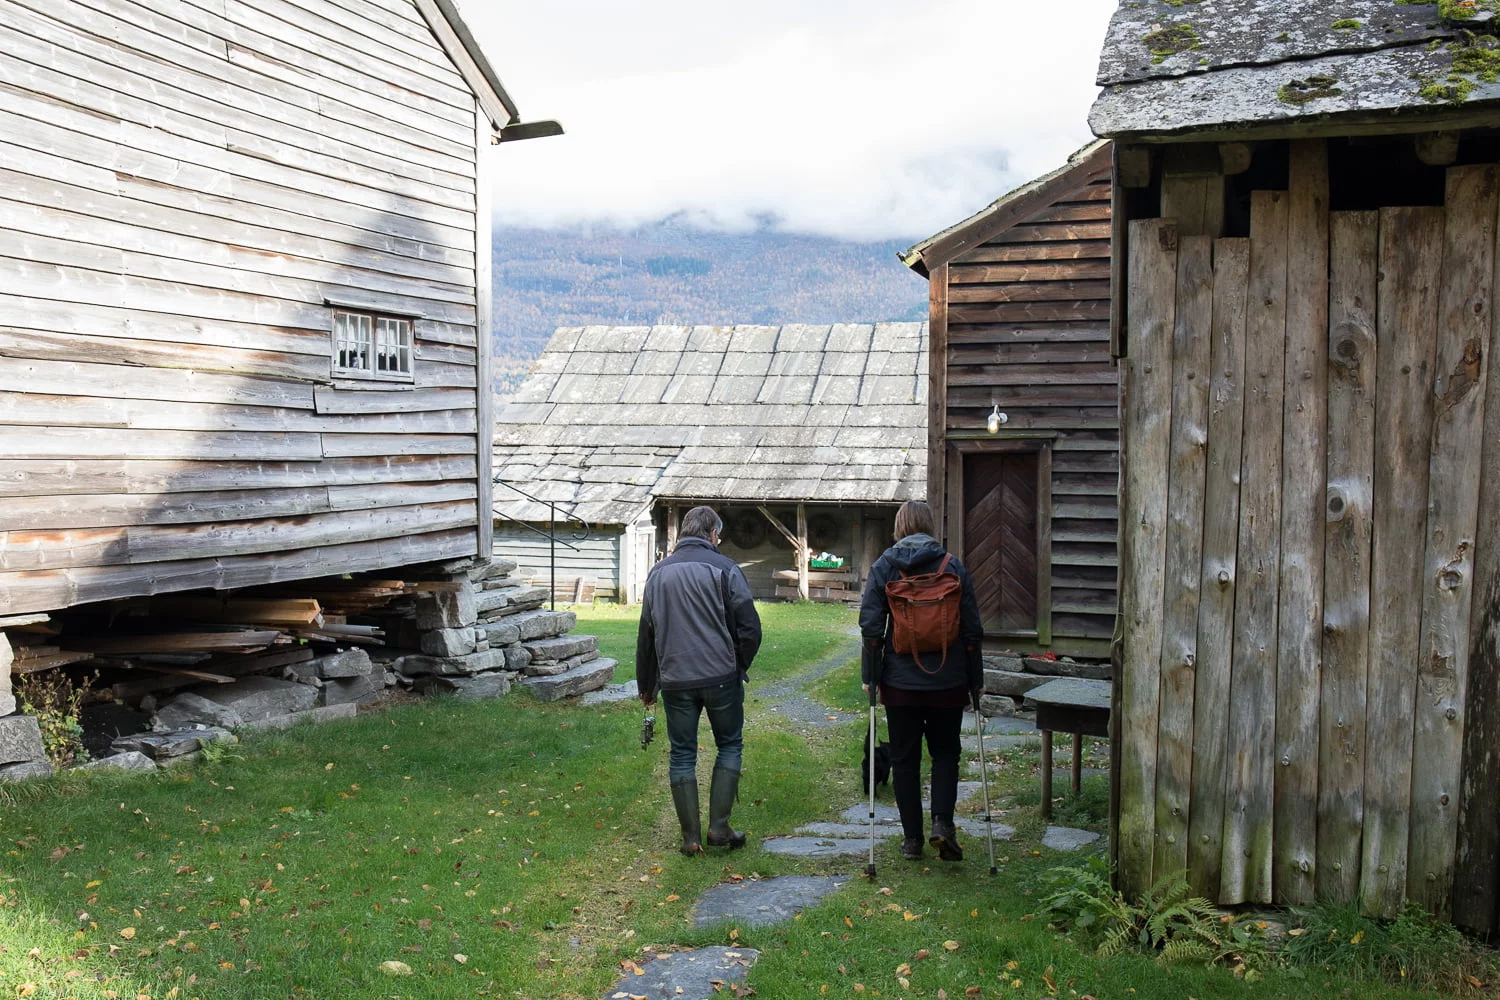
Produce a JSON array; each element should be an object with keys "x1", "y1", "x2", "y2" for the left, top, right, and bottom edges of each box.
[{"x1": 962, "y1": 452, "x2": 1039, "y2": 632}]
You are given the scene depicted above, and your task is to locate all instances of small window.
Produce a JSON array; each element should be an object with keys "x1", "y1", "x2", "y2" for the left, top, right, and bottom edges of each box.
[{"x1": 331, "y1": 309, "x2": 413, "y2": 381}]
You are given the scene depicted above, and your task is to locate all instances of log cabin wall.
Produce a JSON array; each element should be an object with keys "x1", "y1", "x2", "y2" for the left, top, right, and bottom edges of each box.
[
  {"x1": 915, "y1": 143, "x2": 1117, "y2": 659},
  {"x1": 1113, "y1": 134, "x2": 1500, "y2": 932},
  {"x1": 0, "y1": 0, "x2": 498, "y2": 615}
]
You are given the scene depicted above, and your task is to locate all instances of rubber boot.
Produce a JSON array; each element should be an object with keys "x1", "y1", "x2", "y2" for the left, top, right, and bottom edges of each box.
[
  {"x1": 705, "y1": 767, "x2": 747, "y2": 848},
  {"x1": 670, "y1": 778, "x2": 703, "y2": 856}
]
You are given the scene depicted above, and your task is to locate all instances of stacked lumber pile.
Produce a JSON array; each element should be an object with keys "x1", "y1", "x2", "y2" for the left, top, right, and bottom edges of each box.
[{"x1": 772, "y1": 569, "x2": 861, "y2": 603}]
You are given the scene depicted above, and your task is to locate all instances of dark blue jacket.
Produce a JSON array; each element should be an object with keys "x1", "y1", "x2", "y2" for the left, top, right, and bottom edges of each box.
[
  {"x1": 859, "y1": 532, "x2": 983, "y2": 692},
  {"x1": 637, "y1": 536, "x2": 762, "y2": 695}
]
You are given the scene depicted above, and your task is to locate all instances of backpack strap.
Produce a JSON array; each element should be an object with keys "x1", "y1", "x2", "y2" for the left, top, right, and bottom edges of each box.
[{"x1": 938, "y1": 553, "x2": 952, "y2": 575}]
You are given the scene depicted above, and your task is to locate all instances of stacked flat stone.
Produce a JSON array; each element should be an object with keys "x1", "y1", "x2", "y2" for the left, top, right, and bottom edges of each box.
[
  {"x1": 979, "y1": 653, "x2": 1112, "y2": 717},
  {"x1": 0, "y1": 714, "x2": 53, "y2": 782}
]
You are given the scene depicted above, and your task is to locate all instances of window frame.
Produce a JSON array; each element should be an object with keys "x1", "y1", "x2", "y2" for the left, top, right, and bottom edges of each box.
[{"x1": 329, "y1": 307, "x2": 415, "y2": 384}]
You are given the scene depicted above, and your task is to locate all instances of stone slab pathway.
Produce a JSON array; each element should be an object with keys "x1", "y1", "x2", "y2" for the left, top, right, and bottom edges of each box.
[
  {"x1": 603, "y1": 946, "x2": 758, "y2": 1000},
  {"x1": 693, "y1": 876, "x2": 846, "y2": 928},
  {"x1": 1042, "y1": 825, "x2": 1101, "y2": 851},
  {"x1": 580, "y1": 680, "x2": 638, "y2": 706}
]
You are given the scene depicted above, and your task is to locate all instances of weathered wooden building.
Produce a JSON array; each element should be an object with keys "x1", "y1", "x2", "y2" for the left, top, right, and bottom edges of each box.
[
  {"x1": 902, "y1": 142, "x2": 1116, "y2": 659},
  {"x1": 493, "y1": 323, "x2": 928, "y2": 602},
  {"x1": 0, "y1": 0, "x2": 558, "y2": 616},
  {"x1": 1091, "y1": 0, "x2": 1500, "y2": 931}
]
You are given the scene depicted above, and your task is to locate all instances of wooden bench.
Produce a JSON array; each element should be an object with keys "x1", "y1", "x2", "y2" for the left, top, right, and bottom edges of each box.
[{"x1": 1026, "y1": 678, "x2": 1111, "y2": 820}]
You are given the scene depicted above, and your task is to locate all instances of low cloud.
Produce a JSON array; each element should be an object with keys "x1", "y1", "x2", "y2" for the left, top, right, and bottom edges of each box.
[{"x1": 465, "y1": 1, "x2": 1115, "y2": 242}]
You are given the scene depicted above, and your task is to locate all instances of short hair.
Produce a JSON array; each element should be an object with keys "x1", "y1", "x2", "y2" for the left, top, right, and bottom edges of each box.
[
  {"x1": 893, "y1": 500, "x2": 936, "y2": 541},
  {"x1": 680, "y1": 505, "x2": 723, "y2": 540}
]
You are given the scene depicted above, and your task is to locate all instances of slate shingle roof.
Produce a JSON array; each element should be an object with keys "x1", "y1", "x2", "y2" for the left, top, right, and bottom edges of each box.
[
  {"x1": 492, "y1": 323, "x2": 928, "y2": 525},
  {"x1": 1089, "y1": 0, "x2": 1500, "y2": 139}
]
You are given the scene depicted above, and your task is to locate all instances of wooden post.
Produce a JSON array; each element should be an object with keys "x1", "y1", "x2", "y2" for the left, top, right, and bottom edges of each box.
[
  {"x1": 1116, "y1": 218, "x2": 1178, "y2": 897},
  {"x1": 1222, "y1": 190, "x2": 1289, "y2": 906},
  {"x1": 796, "y1": 502, "x2": 810, "y2": 602},
  {"x1": 1361, "y1": 206, "x2": 1444, "y2": 919},
  {"x1": 1188, "y1": 237, "x2": 1250, "y2": 900},
  {"x1": 1153, "y1": 234, "x2": 1214, "y2": 883},
  {"x1": 1072, "y1": 735, "x2": 1084, "y2": 797},
  {"x1": 1036, "y1": 445, "x2": 1054, "y2": 647},
  {"x1": 474, "y1": 99, "x2": 496, "y2": 563},
  {"x1": 1041, "y1": 730, "x2": 1055, "y2": 821},
  {"x1": 666, "y1": 504, "x2": 679, "y2": 554},
  {"x1": 858, "y1": 515, "x2": 870, "y2": 593},
  {"x1": 1408, "y1": 165, "x2": 1496, "y2": 917},
  {"x1": 1318, "y1": 210, "x2": 1379, "y2": 905},
  {"x1": 1455, "y1": 172, "x2": 1500, "y2": 936},
  {"x1": 928, "y1": 264, "x2": 950, "y2": 537},
  {"x1": 1274, "y1": 140, "x2": 1330, "y2": 905}
]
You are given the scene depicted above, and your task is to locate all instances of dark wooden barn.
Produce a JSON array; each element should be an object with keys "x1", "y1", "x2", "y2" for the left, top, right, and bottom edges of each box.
[
  {"x1": 1090, "y1": 0, "x2": 1500, "y2": 930},
  {"x1": 902, "y1": 141, "x2": 1116, "y2": 659}
]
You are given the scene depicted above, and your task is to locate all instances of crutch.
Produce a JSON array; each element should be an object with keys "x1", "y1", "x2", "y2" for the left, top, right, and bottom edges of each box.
[
  {"x1": 864, "y1": 643, "x2": 880, "y2": 881},
  {"x1": 972, "y1": 692, "x2": 998, "y2": 876}
]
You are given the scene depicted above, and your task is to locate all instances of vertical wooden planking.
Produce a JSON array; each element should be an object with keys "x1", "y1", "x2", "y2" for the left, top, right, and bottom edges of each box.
[
  {"x1": 1221, "y1": 190, "x2": 1288, "y2": 905},
  {"x1": 929, "y1": 263, "x2": 950, "y2": 534},
  {"x1": 1153, "y1": 235, "x2": 1214, "y2": 882},
  {"x1": 1110, "y1": 145, "x2": 1128, "y2": 359},
  {"x1": 1361, "y1": 206, "x2": 1444, "y2": 918},
  {"x1": 1188, "y1": 237, "x2": 1249, "y2": 899},
  {"x1": 1274, "y1": 140, "x2": 1330, "y2": 905},
  {"x1": 1455, "y1": 169, "x2": 1500, "y2": 936},
  {"x1": 1408, "y1": 165, "x2": 1497, "y2": 916},
  {"x1": 1036, "y1": 444, "x2": 1054, "y2": 647},
  {"x1": 796, "y1": 501, "x2": 810, "y2": 602},
  {"x1": 1117, "y1": 218, "x2": 1178, "y2": 897},
  {"x1": 474, "y1": 100, "x2": 495, "y2": 562},
  {"x1": 1318, "y1": 211, "x2": 1379, "y2": 905}
]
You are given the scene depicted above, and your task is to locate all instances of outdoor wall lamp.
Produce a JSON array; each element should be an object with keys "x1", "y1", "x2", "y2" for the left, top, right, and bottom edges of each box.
[{"x1": 986, "y1": 404, "x2": 1008, "y2": 434}]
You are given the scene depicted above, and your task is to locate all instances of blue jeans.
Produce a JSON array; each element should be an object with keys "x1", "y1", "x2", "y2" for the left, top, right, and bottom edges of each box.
[{"x1": 661, "y1": 678, "x2": 744, "y2": 782}]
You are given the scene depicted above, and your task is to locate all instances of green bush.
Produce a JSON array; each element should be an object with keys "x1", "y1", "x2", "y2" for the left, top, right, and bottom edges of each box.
[{"x1": 14, "y1": 670, "x2": 93, "y2": 767}]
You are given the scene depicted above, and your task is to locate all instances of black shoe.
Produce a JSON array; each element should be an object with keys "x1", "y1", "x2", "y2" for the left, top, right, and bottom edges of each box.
[
  {"x1": 929, "y1": 817, "x2": 963, "y2": 862},
  {"x1": 900, "y1": 837, "x2": 923, "y2": 860}
]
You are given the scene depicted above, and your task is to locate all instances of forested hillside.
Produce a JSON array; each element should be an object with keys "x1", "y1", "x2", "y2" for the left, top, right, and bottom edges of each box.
[{"x1": 491, "y1": 219, "x2": 928, "y2": 393}]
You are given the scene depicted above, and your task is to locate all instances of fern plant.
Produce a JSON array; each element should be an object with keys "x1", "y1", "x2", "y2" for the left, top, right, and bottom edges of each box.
[{"x1": 1038, "y1": 859, "x2": 1272, "y2": 976}]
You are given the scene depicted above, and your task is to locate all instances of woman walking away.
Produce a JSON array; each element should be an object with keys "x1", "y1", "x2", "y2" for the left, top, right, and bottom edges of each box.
[{"x1": 860, "y1": 500, "x2": 983, "y2": 862}]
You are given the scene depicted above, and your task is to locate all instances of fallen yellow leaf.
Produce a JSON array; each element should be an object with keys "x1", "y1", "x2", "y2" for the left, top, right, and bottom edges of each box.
[
  {"x1": 379, "y1": 961, "x2": 411, "y2": 976},
  {"x1": 118, "y1": 927, "x2": 136, "y2": 940},
  {"x1": 86, "y1": 880, "x2": 102, "y2": 889},
  {"x1": 665, "y1": 894, "x2": 680, "y2": 903},
  {"x1": 943, "y1": 940, "x2": 960, "y2": 951},
  {"x1": 1350, "y1": 930, "x2": 1365, "y2": 945}
]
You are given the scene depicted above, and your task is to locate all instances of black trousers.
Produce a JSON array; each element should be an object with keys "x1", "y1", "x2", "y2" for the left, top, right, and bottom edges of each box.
[{"x1": 885, "y1": 703, "x2": 963, "y2": 840}]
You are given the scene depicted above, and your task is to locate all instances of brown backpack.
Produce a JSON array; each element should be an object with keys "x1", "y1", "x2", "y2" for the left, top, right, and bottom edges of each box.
[{"x1": 885, "y1": 554, "x2": 962, "y2": 673}]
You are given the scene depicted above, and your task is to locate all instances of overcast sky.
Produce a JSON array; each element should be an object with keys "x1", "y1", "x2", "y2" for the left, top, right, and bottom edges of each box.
[{"x1": 460, "y1": 1, "x2": 1116, "y2": 242}]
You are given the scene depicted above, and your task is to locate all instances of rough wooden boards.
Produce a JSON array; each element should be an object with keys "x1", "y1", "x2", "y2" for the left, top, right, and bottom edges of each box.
[
  {"x1": 1222, "y1": 190, "x2": 1288, "y2": 906},
  {"x1": 1117, "y1": 218, "x2": 1177, "y2": 896},
  {"x1": 1456, "y1": 180, "x2": 1500, "y2": 938},
  {"x1": 1408, "y1": 165, "x2": 1496, "y2": 917},
  {"x1": 928, "y1": 264, "x2": 950, "y2": 536},
  {"x1": 1188, "y1": 237, "x2": 1249, "y2": 899},
  {"x1": 1274, "y1": 141, "x2": 1329, "y2": 906},
  {"x1": 1318, "y1": 211, "x2": 1379, "y2": 906},
  {"x1": 1361, "y1": 206, "x2": 1444, "y2": 919},
  {"x1": 1152, "y1": 235, "x2": 1212, "y2": 882}
]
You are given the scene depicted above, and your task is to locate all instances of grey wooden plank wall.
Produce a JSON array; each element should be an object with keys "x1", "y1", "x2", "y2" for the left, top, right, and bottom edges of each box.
[
  {"x1": 0, "y1": 0, "x2": 485, "y2": 614},
  {"x1": 944, "y1": 175, "x2": 1119, "y2": 645},
  {"x1": 495, "y1": 525, "x2": 624, "y2": 601},
  {"x1": 1117, "y1": 146, "x2": 1500, "y2": 927}
]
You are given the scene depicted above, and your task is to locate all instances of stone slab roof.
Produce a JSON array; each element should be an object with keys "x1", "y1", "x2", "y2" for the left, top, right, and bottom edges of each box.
[
  {"x1": 1089, "y1": 0, "x2": 1500, "y2": 139},
  {"x1": 493, "y1": 323, "x2": 928, "y2": 525}
]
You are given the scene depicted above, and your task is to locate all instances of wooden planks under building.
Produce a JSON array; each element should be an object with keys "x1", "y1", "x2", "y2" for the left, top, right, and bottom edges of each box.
[
  {"x1": 0, "y1": 0, "x2": 560, "y2": 616},
  {"x1": 903, "y1": 142, "x2": 1117, "y2": 658}
]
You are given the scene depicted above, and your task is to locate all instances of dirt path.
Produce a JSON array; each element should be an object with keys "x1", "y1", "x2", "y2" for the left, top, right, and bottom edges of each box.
[{"x1": 748, "y1": 629, "x2": 862, "y2": 731}]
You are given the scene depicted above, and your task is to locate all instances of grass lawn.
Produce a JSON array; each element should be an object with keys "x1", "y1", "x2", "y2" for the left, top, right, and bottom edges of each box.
[{"x1": 0, "y1": 600, "x2": 1482, "y2": 1000}]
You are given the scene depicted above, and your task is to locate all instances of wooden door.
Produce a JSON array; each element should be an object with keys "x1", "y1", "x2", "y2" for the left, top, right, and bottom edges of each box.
[{"x1": 962, "y1": 452, "x2": 1039, "y2": 632}]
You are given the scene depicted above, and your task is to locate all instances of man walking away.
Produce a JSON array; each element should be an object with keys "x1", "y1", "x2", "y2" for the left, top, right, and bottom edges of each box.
[{"x1": 637, "y1": 505, "x2": 762, "y2": 855}]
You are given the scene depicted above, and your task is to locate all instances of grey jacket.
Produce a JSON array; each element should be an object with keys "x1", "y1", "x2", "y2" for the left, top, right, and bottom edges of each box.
[{"x1": 636, "y1": 536, "x2": 762, "y2": 694}]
